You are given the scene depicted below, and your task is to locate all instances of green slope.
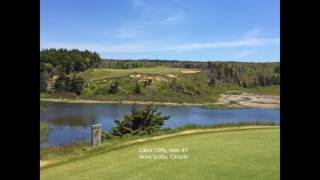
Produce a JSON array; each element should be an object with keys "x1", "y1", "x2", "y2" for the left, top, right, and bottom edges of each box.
[{"x1": 42, "y1": 67, "x2": 279, "y2": 104}]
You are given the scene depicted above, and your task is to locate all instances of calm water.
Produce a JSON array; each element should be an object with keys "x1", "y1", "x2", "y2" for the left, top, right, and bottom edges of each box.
[{"x1": 40, "y1": 102, "x2": 280, "y2": 146}]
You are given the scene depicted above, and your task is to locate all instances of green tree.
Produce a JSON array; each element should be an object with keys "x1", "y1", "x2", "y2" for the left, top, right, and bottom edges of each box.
[
  {"x1": 40, "y1": 48, "x2": 102, "y2": 74},
  {"x1": 111, "y1": 104, "x2": 170, "y2": 136},
  {"x1": 53, "y1": 73, "x2": 66, "y2": 93},
  {"x1": 64, "y1": 76, "x2": 72, "y2": 91},
  {"x1": 208, "y1": 78, "x2": 216, "y2": 87},
  {"x1": 71, "y1": 76, "x2": 85, "y2": 95},
  {"x1": 40, "y1": 71, "x2": 49, "y2": 91},
  {"x1": 274, "y1": 66, "x2": 280, "y2": 74}
]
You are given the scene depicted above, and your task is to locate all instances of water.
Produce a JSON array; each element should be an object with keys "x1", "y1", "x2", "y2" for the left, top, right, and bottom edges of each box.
[{"x1": 40, "y1": 102, "x2": 280, "y2": 146}]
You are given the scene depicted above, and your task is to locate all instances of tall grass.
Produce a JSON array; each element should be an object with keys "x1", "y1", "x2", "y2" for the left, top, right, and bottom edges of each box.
[
  {"x1": 41, "y1": 139, "x2": 90, "y2": 159},
  {"x1": 40, "y1": 122, "x2": 49, "y2": 143}
]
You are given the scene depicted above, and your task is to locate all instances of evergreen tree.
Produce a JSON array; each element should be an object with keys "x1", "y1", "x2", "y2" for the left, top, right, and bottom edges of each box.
[
  {"x1": 71, "y1": 76, "x2": 85, "y2": 95},
  {"x1": 40, "y1": 71, "x2": 49, "y2": 91},
  {"x1": 53, "y1": 73, "x2": 66, "y2": 93},
  {"x1": 111, "y1": 104, "x2": 170, "y2": 136},
  {"x1": 64, "y1": 76, "x2": 72, "y2": 91}
]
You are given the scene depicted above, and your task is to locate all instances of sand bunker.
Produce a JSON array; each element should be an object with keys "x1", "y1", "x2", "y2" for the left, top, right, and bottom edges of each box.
[
  {"x1": 40, "y1": 160, "x2": 55, "y2": 168},
  {"x1": 180, "y1": 70, "x2": 201, "y2": 74},
  {"x1": 167, "y1": 74, "x2": 177, "y2": 78},
  {"x1": 130, "y1": 74, "x2": 168, "y2": 82}
]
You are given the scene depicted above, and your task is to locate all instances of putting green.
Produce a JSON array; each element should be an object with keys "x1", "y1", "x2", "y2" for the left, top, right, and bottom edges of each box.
[{"x1": 41, "y1": 128, "x2": 279, "y2": 180}]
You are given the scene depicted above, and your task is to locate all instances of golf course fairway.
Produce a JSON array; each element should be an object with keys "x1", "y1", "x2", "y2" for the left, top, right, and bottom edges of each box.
[{"x1": 41, "y1": 127, "x2": 279, "y2": 180}]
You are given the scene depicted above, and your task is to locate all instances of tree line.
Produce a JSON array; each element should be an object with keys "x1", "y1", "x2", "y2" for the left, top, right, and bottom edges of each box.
[
  {"x1": 207, "y1": 62, "x2": 280, "y2": 87},
  {"x1": 100, "y1": 59, "x2": 206, "y2": 69},
  {"x1": 40, "y1": 48, "x2": 102, "y2": 74},
  {"x1": 40, "y1": 49, "x2": 280, "y2": 95},
  {"x1": 102, "y1": 59, "x2": 280, "y2": 87},
  {"x1": 40, "y1": 48, "x2": 102, "y2": 94}
]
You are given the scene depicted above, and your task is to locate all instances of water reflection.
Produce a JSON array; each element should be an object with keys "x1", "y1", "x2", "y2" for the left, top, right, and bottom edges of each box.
[{"x1": 47, "y1": 116, "x2": 97, "y2": 128}]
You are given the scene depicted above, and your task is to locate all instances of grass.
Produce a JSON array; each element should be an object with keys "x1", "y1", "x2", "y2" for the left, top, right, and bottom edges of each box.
[
  {"x1": 78, "y1": 67, "x2": 198, "y2": 82},
  {"x1": 41, "y1": 140, "x2": 90, "y2": 159},
  {"x1": 41, "y1": 126, "x2": 279, "y2": 180},
  {"x1": 40, "y1": 121, "x2": 49, "y2": 143},
  {"x1": 174, "y1": 121, "x2": 276, "y2": 130},
  {"x1": 40, "y1": 122, "x2": 276, "y2": 159},
  {"x1": 242, "y1": 85, "x2": 280, "y2": 96}
]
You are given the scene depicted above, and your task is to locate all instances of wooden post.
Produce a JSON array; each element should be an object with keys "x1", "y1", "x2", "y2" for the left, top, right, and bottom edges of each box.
[{"x1": 91, "y1": 124, "x2": 102, "y2": 147}]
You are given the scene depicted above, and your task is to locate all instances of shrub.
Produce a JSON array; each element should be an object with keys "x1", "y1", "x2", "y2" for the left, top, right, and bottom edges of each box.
[
  {"x1": 101, "y1": 131, "x2": 112, "y2": 141},
  {"x1": 108, "y1": 81, "x2": 119, "y2": 94},
  {"x1": 133, "y1": 82, "x2": 141, "y2": 94}
]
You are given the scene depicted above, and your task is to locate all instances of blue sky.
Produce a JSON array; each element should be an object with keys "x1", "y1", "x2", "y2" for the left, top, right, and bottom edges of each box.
[{"x1": 41, "y1": 0, "x2": 279, "y2": 61}]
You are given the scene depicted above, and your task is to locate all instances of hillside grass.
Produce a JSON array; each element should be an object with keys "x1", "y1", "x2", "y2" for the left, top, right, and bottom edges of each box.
[
  {"x1": 41, "y1": 127, "x2": 279, "y2": 180},
  {"x1": 42, "y1": 67, "x2": 279, "y2": 105},
  {"x1": 242, "y1": 85, "x2": 280, "y2": 96}
]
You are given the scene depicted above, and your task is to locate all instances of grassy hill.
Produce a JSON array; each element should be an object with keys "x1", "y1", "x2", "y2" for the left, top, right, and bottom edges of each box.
[
  {"x1": 41, "y1": 127, "x2": 279, "y2": 180},
  {"x1": 41, "y1": 67, "x2": 279, "y2": 105},
  {"x1": 78, "y1": 67, "x2": 195, "y2": 81}
]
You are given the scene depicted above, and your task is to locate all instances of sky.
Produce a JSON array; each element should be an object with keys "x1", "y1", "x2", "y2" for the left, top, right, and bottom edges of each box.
[{"x1": 40, "y1": 0, "x2": 280, "y2": 61}]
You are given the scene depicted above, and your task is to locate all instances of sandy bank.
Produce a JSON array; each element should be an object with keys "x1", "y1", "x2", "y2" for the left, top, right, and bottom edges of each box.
[
  {"x1": 41, "y1": 93, "x2": 280, "y2": 109},
  {"x1": 217, "y1": 93, "x2": 280, "y2": 109}
]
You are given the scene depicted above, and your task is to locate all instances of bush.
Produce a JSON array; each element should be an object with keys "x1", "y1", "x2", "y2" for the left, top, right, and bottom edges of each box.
[
  {"x1": 101, "y1": 131, "x2": 112, "y2": 141},
  {"x1": 91, "y1": 84, "x2": 108, "y2": 95},
  {"x1": 111, "y1": 104, "x2": 170, "y2": 136},
  {"x1": 133, "y1": 82, "x2": 141, "y2": 94},
  {"x1": 83, "y1": 84, "x2": 97, "y2": 96},
  {"x1": 169, "y1": 79, "x2": 184, "y2": 92},
  {"x1": 108, "y1": 81, "x2": 119, "y2": 94}
]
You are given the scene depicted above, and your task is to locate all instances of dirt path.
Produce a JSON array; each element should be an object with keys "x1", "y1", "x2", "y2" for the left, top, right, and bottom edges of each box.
[{"x1": 40, "y1": 99, "x2": 207, "y2": 107}]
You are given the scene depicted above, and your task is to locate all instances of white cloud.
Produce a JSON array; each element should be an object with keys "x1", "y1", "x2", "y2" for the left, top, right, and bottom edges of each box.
[
  {"x1": 242, "y1": 28, "x2": 263, "y2": 39},
  {"x1": 161, "y1": 14, "x2": 185, "y2": 24},
  {"x1": 169, "y1": 39, "x2": 266, "y2": 51},
  {"x1": 42, "y1": 37, "x2": 279, "y2": 54}
]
